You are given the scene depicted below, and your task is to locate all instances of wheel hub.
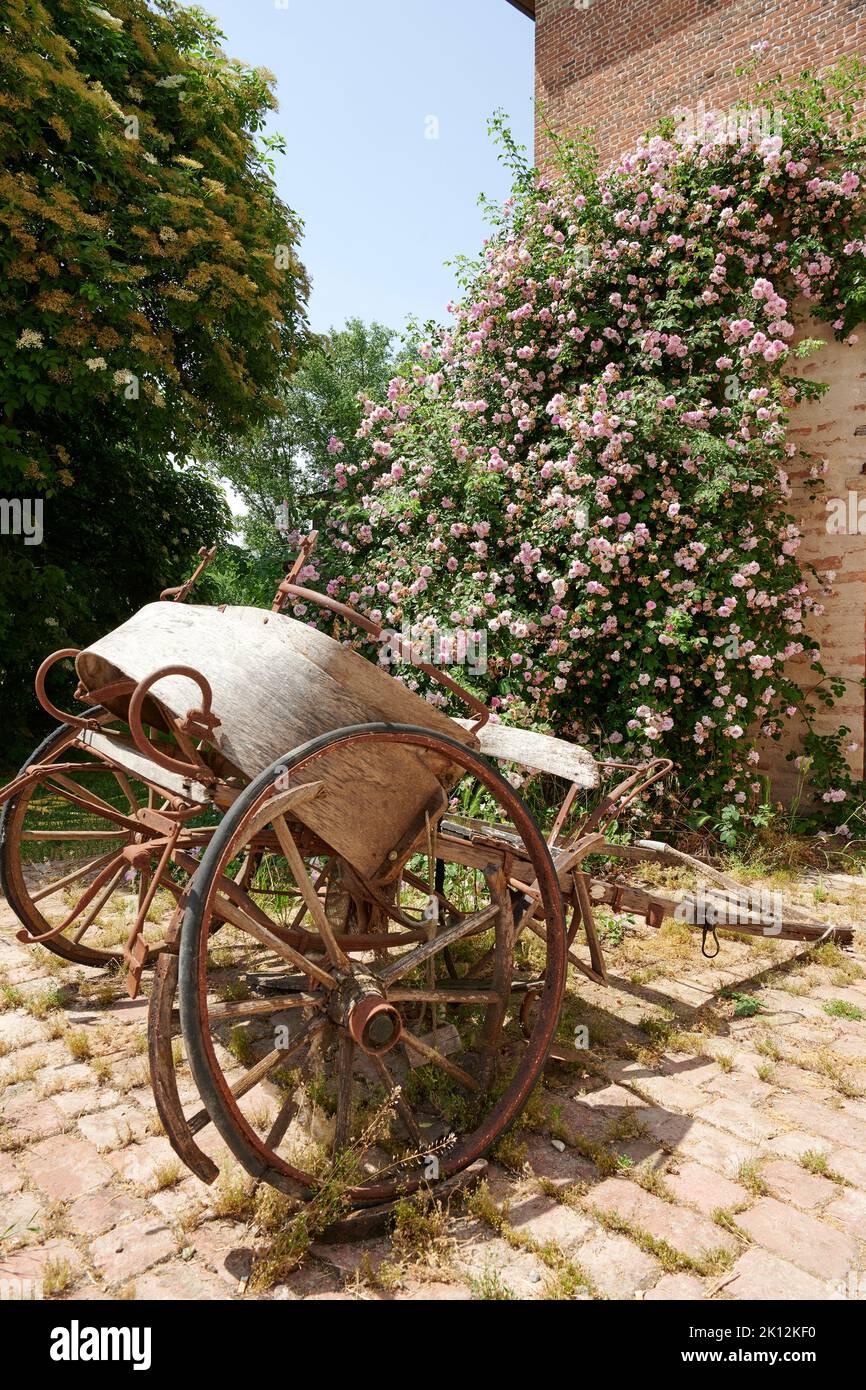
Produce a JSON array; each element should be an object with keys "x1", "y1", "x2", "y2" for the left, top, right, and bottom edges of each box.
[{"x1": 328, "y1": 968, "x2": 402, "y2": 1056}]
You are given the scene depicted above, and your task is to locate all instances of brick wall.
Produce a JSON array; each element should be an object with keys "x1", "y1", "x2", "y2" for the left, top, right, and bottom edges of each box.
[
  {"x1": 535, "y1": 0, "x2": 865, "y2": 166},
  {"x1": 530, "y1": 0, "x2": 866, "y2": 797},
  {"x1": 767, "y1": 319, "x2": 866, "y2": 799}
]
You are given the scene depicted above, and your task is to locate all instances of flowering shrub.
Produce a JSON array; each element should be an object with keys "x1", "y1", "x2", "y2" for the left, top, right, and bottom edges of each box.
[{"x1": 308, "y1": 64, "x2": 866, "y2": 831}]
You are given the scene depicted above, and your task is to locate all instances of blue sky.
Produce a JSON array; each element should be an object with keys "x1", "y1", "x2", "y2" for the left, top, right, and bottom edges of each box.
[{"x1": 189, "y1": 0, "x2": 535, "y2": 336}]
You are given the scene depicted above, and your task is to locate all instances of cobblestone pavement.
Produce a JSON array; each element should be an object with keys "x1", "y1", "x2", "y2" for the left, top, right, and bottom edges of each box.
[{"x1": 1, "y1": 872, "x2": 865, "y2": 1301}]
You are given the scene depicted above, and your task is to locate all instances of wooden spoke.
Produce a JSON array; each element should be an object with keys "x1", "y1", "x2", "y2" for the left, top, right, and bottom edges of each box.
[
  {"x1": 30, "y1": 848, "x2": 124, "y2": 904},
  {"x1": 20, "y1": 829, "x2": 126, "y2": 842},
  {"x1": 286, "y1": 860, "x2": 333, "y2": 934},
  {"x1": 401, "y1": 1027, "x2": 482, "y2": 1093},
  {"x1": 478, "y1": 866, "x2": 516, "y2": 1059},
  {"x1": 265, "y1": 1092, "x2": 298, "y2": 1151},
  {"x1": 111, "y1": 768, "x2": 141, "y2": 814},
  {"x1": 271, "y1": 814, "x2": 351, "y2": 970},
  {"x1": 211, "y1": 885, "x2": 337, "y2": 991},
  {"x1": 207, "y1": 993, "x2": 320, "y2": 1021},
  {"x1": 388, "y1": 987, "x2": 501, "y2": 1005},
  {"x1": 333, "y1": 1033, "x2": 355, "y2": 1152},
  {"x1": 71, "y1": 865, "x2": 126, "y2": 943},
  {"x1": 52, "y1": 852, "x2": 127, "y2": 934},
  {"x1": 46, "y1": 771, "x2": 125, "y2": 818},
  {"x1": 41, "y1": 781, "x2": 141, "y2": 834},
  {"x1": 189, "y1": 1017, "x2": 326, "y2": 1135},
  {"x1": 378, "y1": 904, "x2": 498, "y2": 986},
  {"x1": 372, "y1": 1054, "x2": 423, "y2": 1147}
]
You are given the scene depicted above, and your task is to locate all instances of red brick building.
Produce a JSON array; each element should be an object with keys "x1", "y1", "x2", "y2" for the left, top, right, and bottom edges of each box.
[
  {"x1": 506, "y1": 0, "x2": 866, "y2": 794},
  {"x1": 509, "y1": 0, "x2": 865, "y2": 165}
]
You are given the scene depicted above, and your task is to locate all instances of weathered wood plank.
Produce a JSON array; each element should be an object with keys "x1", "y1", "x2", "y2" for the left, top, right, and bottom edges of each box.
[
  {"x1": 451, "y1": 717, "x2": 598, "y2": 788},
  {"x1": 77, "y1": 603, "x2": 478, "y2": 877}
]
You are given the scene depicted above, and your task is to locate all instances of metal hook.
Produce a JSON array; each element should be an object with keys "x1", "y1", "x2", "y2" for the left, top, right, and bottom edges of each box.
[{"x1": 701, "y1": 925, "x2": 720, "y2": 959}]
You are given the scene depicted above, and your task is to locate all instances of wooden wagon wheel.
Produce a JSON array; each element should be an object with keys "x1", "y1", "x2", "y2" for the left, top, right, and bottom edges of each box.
[
  {"x1": 0, "y1": 715, "x2": 217, "y2": 969},
  {"x1": 178, "y1": 724, "x2": 567, "y2": 1208}
]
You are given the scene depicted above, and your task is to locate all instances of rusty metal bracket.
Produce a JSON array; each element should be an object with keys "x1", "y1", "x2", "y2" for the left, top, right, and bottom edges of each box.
[{"x1": 160, "y1": 546, "x2": 217, "y2": 603}]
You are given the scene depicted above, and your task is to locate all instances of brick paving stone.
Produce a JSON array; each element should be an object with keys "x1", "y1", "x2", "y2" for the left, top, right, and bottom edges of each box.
[
  {"x1": 66, "y1": 1188, "x2": 150, "y2": 1238},
  {"x1": 77, "y1": 1103, "x2": 149, "y2": 1152},
  {"x1": 522, "y1": 1133, "x2": 596, "y2": 1188},
  {"x1": 736, "y1": 1197, "x2": 858, "y2": 1281},
  {"x1": 190, "y1": 1220, "x2": 256, "y2": 1290},
  {"x1": 826, "y1": 1146, "x2": 866, "y2": 1188},
  {"x1": 697, "y1": 1097, "x2": 781, "y2": 1143},
  {"x1": 133, "y1": 1260, "x2": 228, "y2": 1300},
  {"x1": 672, "y1": 1118, "x2": 758, "y2": 1177},
  {"x1": 576, "y1": 1227, "x2": 659, "y2": 1297},
  {"x1": 554, "y1": 1096, "x2": 615, "y2": 1142},
  {"x1": 724, "y1": 1247, "x2": 834, "y2": 1301},
  {"x1": 451, "y1": 1226, "x2": 548, "y2": 1297},
  {"x1": 766, "y1": 1130, "x2": 835, "y2": 1163},
  {"x1": 483, "y1": 1165, "x2": 529, "y2": 1207},
  {"x1": 702, "y1": 1075, "x2": 773, "y2": 1107},
  {"x1": 830, "y1": 1037, "x2": 866, "y2": 1062},
  {"x1": 823, "y1": 1187, "x2": 866, "y2": 1241},
  {"x1": 0, "y1": 1014, "x2": 45, "y2": 1049},
  {"x1": 504, "y1": 1190, "x2": 593, "y2": 1253},
  {"x1": 0, "y1": 1238, "x2": 85, "y2": 1286},
  {"x1": 770, "y1": 1063, "x2": 834, "y2": 1097},
  {"x1": 624, "y1": 1071, "x2": 707, "y2": 1112},
  {"x1": 1, "y1": 1092, "x2": 64, "y2": 1140},
  {"x1": 659, "y1": 1054, "x2": 723, "y2": 1087},
  {"x1": 645, "y1": 1272, "x2": 706, "y2": 1300},
  {"x1": 0, "y1": 1151, "x2": 24, "y2": 1194},
  {"x1": 310, "y1": 1236, "x2": 392, "y2": 1276},
  {"x1": 276, "y1": 1261, "x2": 345, "y2": 1299},
  {"x1": 22, "y1": 1133, "x2": 112, "y2": 1201},
  {"x1": 50, "y1": 1086, "x2": 123, "y2": 1119},
  {"x1": 664, "y1": 1160, "x2": 751, "y2": 1217},
  {"x1": 0, "y1": 1190, "x2": 45, "y2": 1248},
  {"x1": 400, "y1": 1279, "x2": 469, "y2": 1300},
  {"x1": 571, "y1": 1082, "x2": 649, "y2": 1113},
  {"x1": 770, "y1": 1095, "x2": 866, "y2": 1149},
  {"x1": 89, "y1": 1218, "x2": 175, "y2": 1283},
  {"x1": 813, "y1": 985, "x2": 866, "y2": 1009},
  {"x1": 302, "y1": 1290, "x2": 360, "y2": 1301},
  {"x1": 105, "y1": 1134, "x2": 179, "y2": 1186},
  {"x1": 38, "y1": 1062, "x2": 93, "y2": 1094},
  {"x1": 148, "y1": 1180, "x2": 207, "y2": 1226},
  {"x1": 761, "y1": 1158, "x2": 838, "y2": 1209},
  {"x1": 589, "y1": 1178, "x2": 737, "y2": 1260}
]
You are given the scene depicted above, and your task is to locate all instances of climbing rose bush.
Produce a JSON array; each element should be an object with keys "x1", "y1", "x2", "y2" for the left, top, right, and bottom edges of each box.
[{"x1": 307, "y1": 67, "x2": 866, "y2": 831}]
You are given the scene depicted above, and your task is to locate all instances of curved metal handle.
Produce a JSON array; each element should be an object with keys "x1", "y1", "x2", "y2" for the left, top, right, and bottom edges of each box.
[
  {"x1": 34, "y1": 650, "x2": 101, "y2": 732},
  {"x1": 127, "y1": 665, "x2": 219, "y2": 783},
  {"x1": 279, "y1": 583, "x2": 489, "y2": 732}
]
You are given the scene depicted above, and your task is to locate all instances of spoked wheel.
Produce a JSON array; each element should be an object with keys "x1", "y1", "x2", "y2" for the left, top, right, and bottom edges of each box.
[
  {"x1": 0, "y1": 717, "x2": 216, "y2": 968},
  {"x1": 179, "y1": 724, "x2": 566, "y2": 1207}
]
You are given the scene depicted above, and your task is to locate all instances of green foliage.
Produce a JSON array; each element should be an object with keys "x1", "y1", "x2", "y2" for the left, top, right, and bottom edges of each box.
[
  {"x1": 207, "y1": 318, "x2": 397, "y2": 604},
  {"x1": 0, "y1": 0, "x2": 310, "y2": 762}
]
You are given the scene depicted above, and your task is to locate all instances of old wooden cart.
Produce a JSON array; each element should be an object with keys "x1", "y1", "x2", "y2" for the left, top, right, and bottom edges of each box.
[{"x1": 0, "y1": 541, "x2": 853, "y2": 1210}]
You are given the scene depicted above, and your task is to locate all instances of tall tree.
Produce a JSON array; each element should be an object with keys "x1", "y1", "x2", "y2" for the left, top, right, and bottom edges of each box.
[
  {"x1": 0, "y1": 0, "x2": 310, "y2": 758},
  {"x1": 206, "y1": 318, "x2": 396, "y2": 601}
]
